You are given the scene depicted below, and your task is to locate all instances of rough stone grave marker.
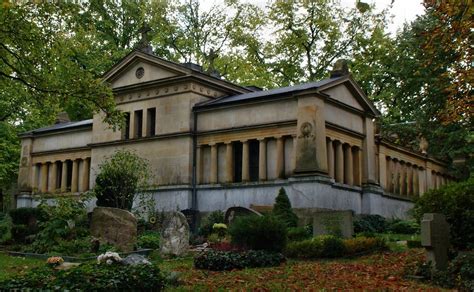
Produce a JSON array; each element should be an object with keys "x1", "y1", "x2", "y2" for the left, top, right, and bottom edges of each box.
[
  {"x1": 313, "y1": 210, "x2": 353, "y2": 238},
  {"x1": 421, "y1": 213, "x2": 450, "y2": 270},
  {"x1": 160, "y1": 211, "x2": 190, "y2": 257},
  {"x1": 90, "y1": 207, "x2": 137, "y2": 252}
]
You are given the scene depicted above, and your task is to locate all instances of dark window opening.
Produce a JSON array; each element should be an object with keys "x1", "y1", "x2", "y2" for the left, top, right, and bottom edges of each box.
[
  {"x1": 123, "y1": 112, "x2": 130, "y2": 139},
  {"x1": 249, "y1": 139, "x2": 259, "y2": 181},
  {"x1": 66, "y1": 160, "x2": 73, "y2": 190},
  {"x1": 134, "y1": 110, "x2": 143, "y2": 138},
  {"x1": 233, "y1": 141, "x2": 243, "y2": 183},
  {"x1": 147, "y1": 108, "x2": 156, "y2": 136}
]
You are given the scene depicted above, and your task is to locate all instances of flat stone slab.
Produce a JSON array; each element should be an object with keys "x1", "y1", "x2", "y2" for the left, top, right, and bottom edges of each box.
[{"x1": 313, "y1": 210, "x2": 354, "y2": 238}]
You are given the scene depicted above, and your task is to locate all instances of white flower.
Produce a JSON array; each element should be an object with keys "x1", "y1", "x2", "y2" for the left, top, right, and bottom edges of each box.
[{"x1": 97, "y1": 251, "x2": 123, "y2": 265}]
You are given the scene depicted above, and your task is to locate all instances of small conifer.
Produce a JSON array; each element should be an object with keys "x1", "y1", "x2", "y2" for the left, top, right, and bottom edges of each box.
[{"x1": 273, "y1": 187, "x2": 298, "y2": 228}]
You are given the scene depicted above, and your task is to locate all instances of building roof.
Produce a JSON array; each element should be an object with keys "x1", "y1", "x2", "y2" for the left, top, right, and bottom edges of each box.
[
  {"x1": 19, "y1": 119, "x2": 93, "y2": 137},
  {"x1": 194, "y1": 76, "x2": 343, "y2": 109}
]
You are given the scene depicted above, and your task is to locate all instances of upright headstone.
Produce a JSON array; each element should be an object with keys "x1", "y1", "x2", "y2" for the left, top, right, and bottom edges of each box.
[
  {"x1": 313, "y1": 210, "x2": 354, "y2": 238},
  {"x1": 180, "y1": 209, "x2": 200, "y2": 233},
  {"x1": 224, "y1": 206, "x2": 262, "y2": 226},
  {"x1": 90, "y1": 207, "x2": 137, "y2": 252},
  {"x1": 421, "y1": 213, "x2": 450, "y2": 270},
  {"x1": 160, "y1": 212, "x2": 190, "y2": 256}
]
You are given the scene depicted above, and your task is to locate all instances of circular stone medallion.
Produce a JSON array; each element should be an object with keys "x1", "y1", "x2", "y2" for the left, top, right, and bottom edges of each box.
[{"x1": 135, "y1": 67, "x2": 145, "y2": 79}]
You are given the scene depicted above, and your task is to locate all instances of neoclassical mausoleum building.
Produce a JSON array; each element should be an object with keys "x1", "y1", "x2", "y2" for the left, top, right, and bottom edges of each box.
[{"x1": 16, "y1": 50, "x2": 453, "y2": 218}]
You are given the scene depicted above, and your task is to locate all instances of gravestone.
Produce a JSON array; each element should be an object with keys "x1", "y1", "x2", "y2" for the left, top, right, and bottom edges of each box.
[
  {"x1": 180, "y1": 209, "x2": 200, "y2": 233},
  {"x1": 224, "y1": 206, "x2": 262, "y2": 226},
  {"x1": 312, "y1": 210, "x2": 353, "y2": 238},
  {"x1": 90, "y1": 207, "x2": 137, "y2": 252},
  {"x1": 160, "y1": 212, "x2": 190, "y2": 256},
  {"x1": 421, "y1": 213, "x2": 450, "y2": 270}
]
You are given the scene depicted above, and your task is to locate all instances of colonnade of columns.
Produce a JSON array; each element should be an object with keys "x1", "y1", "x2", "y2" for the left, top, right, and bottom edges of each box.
[
  {"x1": 326, "y1": 138, "x2": 362, "y2": 186},
  {"x1": 197, "y1": 135, "x2": 292, "y2": 184},
  {"x1": 432, "y1": 171, "x2": 452, "y2": 190},
  {"x1": 385, "y1": 158, "x2": 421, "y2": 197},
  {"x1": 31, "y1": 158, "x2": 90, "y2": 194}
]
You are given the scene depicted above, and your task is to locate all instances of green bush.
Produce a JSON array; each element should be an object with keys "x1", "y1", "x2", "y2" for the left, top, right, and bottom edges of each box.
[
  {"x1": 287, "y1": 226, "x2": 312, "y2": 242},
  {"x1": 386, "y1": 219, "x2": 419, "y2": 234},
  {"x1": 354, "y1": 214, "x2": 387, "y2": 234},
  {"x1": 137, "y1": 230, "x2": 161, "y2": 249},
  {"x1": 198, "y1": 210, "x2": 225, "y2": 238},
  {"x1": 272, "y1": 187, "x2": 298, "y2": 228},
  {"x1": 92, "y1": 149, "x2": 151, "y2": 211},
  {"x1": 0, "y1": 214, "x2": 12, "y2": 243},
  {"x1": 0, "y1": 262, "x2": 164, "y2": 291},
  {"x1": 285, "y1": 235, "x2": 345, "y2": 259},
  {"x1": 343, "y1": 237, "x2": 388, "y2": 255},
  {"x1": 9, "y1": 207, "x2": 45, "y2": 225},
  {"x1": 194, "y1": 250, "x2": 285, "y2": 271},
  {"x1": 413, "y1": 176, "x2": 474, "y2": 249},
  {"x1": 229, "y1": 215, "x2": 287, "y2": 252}
]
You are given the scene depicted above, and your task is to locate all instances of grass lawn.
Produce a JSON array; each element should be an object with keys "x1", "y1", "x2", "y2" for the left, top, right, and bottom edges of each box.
[
  {"x1": 0, "y1": 252, "x2": 43, "y2": 281},
  {"x1": 160, "y1": 249, "x2": 447, "y2": 291}
]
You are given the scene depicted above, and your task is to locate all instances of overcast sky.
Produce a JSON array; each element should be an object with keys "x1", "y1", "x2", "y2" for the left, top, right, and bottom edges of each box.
[{"x1": 202, "y1": 0, "x2": 426, "y2": 35}]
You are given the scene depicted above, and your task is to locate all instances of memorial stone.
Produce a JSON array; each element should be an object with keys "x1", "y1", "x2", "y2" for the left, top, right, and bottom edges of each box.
[
  {"x1": 313, "y1": 210, "x2": 353, "y2": 238},
  {"x1": 421, "y1": 213, "x2": 450, "y2": 270}
]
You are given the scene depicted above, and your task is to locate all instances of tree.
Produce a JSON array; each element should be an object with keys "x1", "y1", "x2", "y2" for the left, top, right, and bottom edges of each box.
[
  {"x1": 93, "y1": 150, "x2": 151, "y2": 211},
  {"x1": 273, "y1": 188, "x2": 298, "y2": 228}
]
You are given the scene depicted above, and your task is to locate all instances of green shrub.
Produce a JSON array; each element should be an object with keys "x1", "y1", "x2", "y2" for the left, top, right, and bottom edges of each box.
[
  {"x1": 137, "y1": 230, "x2": 160, "y2": 249},
  {"x1": 9, "y1": 207, "x2": 45, "y2": 225},
  {"x1": 92, "y1": 149, "x2": 151, "y2": 211},
  {"x1": 354, "y1": 214, "x2": 387, "y2": 234},
  {"x1": 285, "y1": 235, "x2": 345, "y2": 258},
  {"x1": 194, "y1": 250, "x2": 285, "y2": 271},
  {"x1": 0, "y1": 262, "x2": 164, "y2": 291},
  {"x1": 272, "y1": 188, "x2": 298, "y2": 228},
  {"x1": 386, "y1": 219, "x2": 419, "y2": 234},
  {"x1": 287, "y1": 226, "x2": 312, "y2": 242},
  {"x1": 0, "y1": 214, "x2": 12, "y2": 244},
  {"x1": 229, "y1": 215, "x2": 287, "y2": 252},
  {"x1": 413, "y1": 176, "x2": 474, "y2": 249},
  {"x1": 343, "y1": 237, "x2": 388, "y2": 255},
  {"x1": 198, "y1": 210, "x2": 225, "y2": 237},
  {"x1": 11, "y1": 224, "x2": 30, "y2": 244}
]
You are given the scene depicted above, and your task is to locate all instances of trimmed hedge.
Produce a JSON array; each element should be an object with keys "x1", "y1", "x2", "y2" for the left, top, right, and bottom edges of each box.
[
  {"x1": 0, "y1": 262, "x2": 165, "y2": 291},
  {"x1": 194, "y1": 250, "x2": 285, "y2": 271},
  {"x1": 285, "y1": 236, "x2": 388, "y2": 259},
  {"x1": 354, "y1": 215, "x2": 387, "y2": 234},
  {"x1": 229, "y1": 215, "x2": 287, "y2": 252}
]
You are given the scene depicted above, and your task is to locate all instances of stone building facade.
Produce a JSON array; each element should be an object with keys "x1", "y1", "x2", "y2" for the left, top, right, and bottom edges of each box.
[{"x1": 16, "y1": 50, "x2": 453, "y2": 218}]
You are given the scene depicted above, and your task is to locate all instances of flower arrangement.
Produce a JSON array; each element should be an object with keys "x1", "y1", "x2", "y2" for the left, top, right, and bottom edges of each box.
[
  {"x1": 212, "y1": 223, "x2": 228, "y2": 238},
  {"x1": 97, "y1": 251, "x2": 122, "y2": 265},
  {"x1": 46, "y1": 256, "x2": 64, "y2": 267}
]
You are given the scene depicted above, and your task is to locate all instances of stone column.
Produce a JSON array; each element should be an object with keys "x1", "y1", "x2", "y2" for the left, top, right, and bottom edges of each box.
[
  {"x1": 335, "y1": 141, "x2": 344, "y2": 183},
  {"x1": 344, "y1": 144, "x2": 353, "y2": 185},
  {"x1": 129, "y1": 111, "x2": 135, "y2": 139},
  {"x1": 400, "y1": 162, "x2": 407, "y2": 196},
  {"x1": 48, "y1": 162, "x2": 58, "y2": 193},
  {"x1": 40, "y1": 162, "x2": 48, "y2": 193},
  {"x1": 326, "y1": 138, "x2": 335, "y2": 178},
  {"x1": 362, "y1": 117, "x2": 377, "y2": 184},
  {"x1": 225, "y1": 142, "x2": 233, "y2": 183},
  {"x1": 276, "y1": 136, "x2": 285, "y2": 179},
  {"x1": 31, "y1": 164, "x2": 38, "y2": 193},
  {"x1": 71, "y1": 159, "x2": 79, "y2": 192},
  {"x1": 196, "y1": 146, "x2": 202, "y2": 184},
  {"x1": 210, "y1": 143, "x2": 218, "y2": 184},
  {"x1": 385, "y1": 157, "x2": 392, "y2": 193},
  {"x1": 393, "y1": 160, "x2": 400, "y2": 194},
  {"x1": 258, "y1": 138, "x2": 267, "y2": 181},
  {"x1": 242, "y1": 140, "x2": 249, "y2": 182},
  {"x1": 61, "y1": 161, "x2": 68, "y2": 193},
  {"x1": 81, "y1": 158, "x2": 90, "y2": 191},
  {"x1": 407, "y1": 164, "x2": 413, "y2": 196},
  {"x1": 142, "y1": 109, "x2": 148, "y2": 137},
  {"x1": 353, "y1": 147, "x2": 362, "y2": 186},
  {"x1": 418, "y1": 167, "x2": 426, "y2": 195},
  {"x1": 292, "y1": 135, "x2": 297, "y2": 173}
]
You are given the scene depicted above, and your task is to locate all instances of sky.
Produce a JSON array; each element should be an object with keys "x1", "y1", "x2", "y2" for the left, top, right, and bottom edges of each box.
[{"x1": 202, "y1": 0, "x2": 426, "y2": 35}]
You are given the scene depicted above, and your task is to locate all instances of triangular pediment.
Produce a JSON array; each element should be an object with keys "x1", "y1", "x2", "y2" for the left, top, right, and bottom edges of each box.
[
  {"x1": 319, "y1": 76, "x2": 380, "y2": 116},
  {"x1": 103, "y1": 51, "x2": 188, "y2": 89}
]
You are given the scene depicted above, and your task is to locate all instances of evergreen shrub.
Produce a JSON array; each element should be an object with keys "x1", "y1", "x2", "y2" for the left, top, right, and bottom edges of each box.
[
  {"x1": 194, "y1": 250, "x2": 285, "y2": 271},
  {"x1": 229, "y1": 215, "x2": 287, "y2": 252},
  {"x1": 272, "y1": 187, "x2": 298, "y2": 228},
  {"x1": 353, "y1": 214, "x2": 387, "y2": 234}
]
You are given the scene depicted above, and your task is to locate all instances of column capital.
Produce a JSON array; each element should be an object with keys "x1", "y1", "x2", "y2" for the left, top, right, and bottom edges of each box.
[{"x1": 257, "y1": 137, "x2": 266, "y2": 142}]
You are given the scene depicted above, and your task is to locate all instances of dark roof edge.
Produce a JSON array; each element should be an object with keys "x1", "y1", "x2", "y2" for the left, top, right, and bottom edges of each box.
[{"x1": 19, "y1": 119, "x2": 93, "y2": 138}]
